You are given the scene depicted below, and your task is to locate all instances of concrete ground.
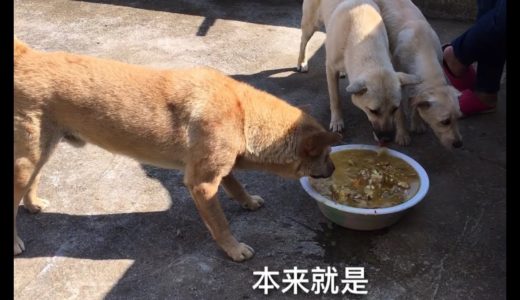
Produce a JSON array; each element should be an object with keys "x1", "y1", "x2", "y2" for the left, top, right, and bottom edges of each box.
[{"x1": 14, "y1": 0, "x2": 506, "y2": 299}]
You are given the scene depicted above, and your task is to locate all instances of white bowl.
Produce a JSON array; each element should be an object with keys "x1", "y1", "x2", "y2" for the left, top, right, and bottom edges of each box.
[{"x1": 300, "y1": 144, "x2": 429, "y2": 230}]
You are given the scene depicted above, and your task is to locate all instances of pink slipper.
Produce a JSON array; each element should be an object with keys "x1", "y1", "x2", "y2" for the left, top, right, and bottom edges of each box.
[
  {"x1": 442, "y1": 44, "x2": 477, "y2": 91},
  {"x1": 458, "y1": 89, "x2": 496, "y2": 117}
]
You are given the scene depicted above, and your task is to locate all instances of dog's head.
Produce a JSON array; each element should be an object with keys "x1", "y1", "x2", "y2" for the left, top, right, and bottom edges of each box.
[
  {"x1": 294, "y1": 130, "x2": 342, "y2": 179},
  {"x1": 411, "y1": 85, "x2": 463, "y2": 150},
  {"x1": 348, "y1": 71, "x2": 421, "y2": 143}
]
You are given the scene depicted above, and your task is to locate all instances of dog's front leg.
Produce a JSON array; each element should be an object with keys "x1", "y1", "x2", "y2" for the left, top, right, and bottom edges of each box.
[
  {"x1": 326, "y1": 65, "x2": 344, "y2": 132},
  {"x1": 23, "y1": 173, "x2": 49, "y2": 213},
  {"x1": 222, "y1": 173, "x2": 264, "y2": 211},
  {"x1": 186, "y1": 173, "x2": 254, "y2": 262},
  {"x1": 394, "y1": 107, "x2": 411, "y2": 146}
]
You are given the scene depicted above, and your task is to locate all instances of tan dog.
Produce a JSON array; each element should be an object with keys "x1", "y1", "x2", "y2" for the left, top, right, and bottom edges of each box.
[
  {"x1": 373, "y1": 0, "x2": 463, "y2": 149},
  {"x1": 14, "y1": 38, "x2": 341, "y2": 261},
  {"x1": 297, "y1": 0, "x2": 421, "y2": 140}
]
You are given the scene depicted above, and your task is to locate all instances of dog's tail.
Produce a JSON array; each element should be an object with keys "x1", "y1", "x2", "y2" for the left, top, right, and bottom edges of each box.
[{"x1": 14, "y1": 37, "x2": 31, "y2": 63}]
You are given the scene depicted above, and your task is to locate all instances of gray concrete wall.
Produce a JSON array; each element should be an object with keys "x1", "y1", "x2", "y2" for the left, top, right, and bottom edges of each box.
[{"x1": 413, "y1": 0, "x2": 477, "y2": 21}]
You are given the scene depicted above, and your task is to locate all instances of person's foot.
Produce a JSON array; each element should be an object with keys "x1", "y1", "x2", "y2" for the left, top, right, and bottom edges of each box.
[
  {"x1": 458, "y1": 89, "x2": 497, "y2": 117},
  {"x1": 443, "y1": 45, "x2": 467, "y2": 76},
  {"x1": 442, "y1": 45, "x2": 477, "y2": 91}
]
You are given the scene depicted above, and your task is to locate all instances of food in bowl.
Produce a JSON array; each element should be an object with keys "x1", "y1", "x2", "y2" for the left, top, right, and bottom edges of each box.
[{"x1": 309, "y1": 149, "x2": 420, "y2": 208}]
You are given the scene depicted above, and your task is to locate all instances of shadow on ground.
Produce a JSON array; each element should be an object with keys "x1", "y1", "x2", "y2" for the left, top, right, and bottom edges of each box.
[{"x1": 75, "y1": 0, "x2": 306, "y2": 36}]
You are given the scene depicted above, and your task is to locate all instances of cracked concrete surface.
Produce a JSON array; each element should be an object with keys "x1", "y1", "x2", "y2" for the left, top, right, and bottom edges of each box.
[{"x1": 14, "y1": 0, "x2": 505, "y2": 299}]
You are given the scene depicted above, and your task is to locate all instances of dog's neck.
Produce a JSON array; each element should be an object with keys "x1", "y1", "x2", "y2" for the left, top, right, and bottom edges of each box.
[
  {"x1": 346, "y1": 34, "x2": 394, "y2": 76},
  {"x1": 340, "y1": 3, "x2": 394, "y2": 76},
  {"x1": 408, "y1": 48, "x2": 449, "y2": 92},
  {"x1": 238, "y1": 86, "x2": 303, "y2": 165}
]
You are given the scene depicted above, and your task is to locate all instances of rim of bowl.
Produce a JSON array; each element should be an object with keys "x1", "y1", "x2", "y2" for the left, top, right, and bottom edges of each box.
[{"x1": 300, "y1": 144, "x2": 430, "y2": 215}]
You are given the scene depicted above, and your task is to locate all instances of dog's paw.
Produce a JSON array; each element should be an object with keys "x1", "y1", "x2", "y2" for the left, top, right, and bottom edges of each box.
[
  {"x1": 14, "y1": 235, "x2": 25, "y2": 255},
  {"x1": 24, "y1": 197, "x2": 49, "y2": 214},
  {"x1": 296, "y1": 63, "x2": 308, "y2": 73},
  {"x1": 227, "y1": 242, "x2": 255, "y2": 262},
  {"x1": 329, "y1": 118, "x2": 344, "y2": 132},
  {"x1": 242, "y1": 195, "x2": 265, "y2": 211},
  {"x1": 395, "y1": 132, "x2": 411, "y2": 146}
]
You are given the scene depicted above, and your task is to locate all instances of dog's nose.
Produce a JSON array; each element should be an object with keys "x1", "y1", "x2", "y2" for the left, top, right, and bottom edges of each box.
[{"x1": 452, "y1": 140, "x2": 463, "y2": 148}]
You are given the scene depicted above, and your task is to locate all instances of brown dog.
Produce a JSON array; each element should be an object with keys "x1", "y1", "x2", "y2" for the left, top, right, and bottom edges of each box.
[{"x1": 14, "y1": 38, "x2": 341, "y2": 261}]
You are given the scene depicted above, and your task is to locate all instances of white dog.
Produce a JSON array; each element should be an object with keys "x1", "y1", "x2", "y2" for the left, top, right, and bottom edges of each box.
[
  {"x1": 373, "y1": 0, "x2": 463, "y2": 149},
  {"x1": 297, "y1": 0, "x2": 421, "y2": 142}
]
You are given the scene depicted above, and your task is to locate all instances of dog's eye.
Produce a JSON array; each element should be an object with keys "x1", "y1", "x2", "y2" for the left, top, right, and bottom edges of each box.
[
  {"x1": 369, "y1": 108, "x2": 380, "y2": 115},
  {"x1": 440, "y1": 119, "x2": 451, "y2": 126},
  {"x1": 391, "y1": 107, "x2": 398, "y2": 114}
]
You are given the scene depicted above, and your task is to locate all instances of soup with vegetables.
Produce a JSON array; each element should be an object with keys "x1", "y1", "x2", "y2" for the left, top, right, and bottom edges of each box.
[{"x1": 309, "y1": 149, "x2": 420, "y2": 208}]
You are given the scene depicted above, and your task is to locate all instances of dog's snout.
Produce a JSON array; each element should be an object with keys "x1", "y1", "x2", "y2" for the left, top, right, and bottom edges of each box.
[
  {"x1": 310, "y1": 161, "x2": 336, "y2": 179},
  {"x1": 452, "y1": 140, "x2": 463, "y2": 148}
]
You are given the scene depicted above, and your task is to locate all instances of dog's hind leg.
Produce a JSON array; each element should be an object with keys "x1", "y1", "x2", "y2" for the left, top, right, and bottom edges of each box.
[
  {"x1": 297, "y1": 0, "x2": 320, "y2": 72},
  {"x1": 14, "y1": 117, "x2": 60, "y2": 255},
  {"x1": 23, "y1": 133, "x2": 85, "y2": 213},
  {"x1": 222, "y1": 172, "x2": 264, "y2": 211}
]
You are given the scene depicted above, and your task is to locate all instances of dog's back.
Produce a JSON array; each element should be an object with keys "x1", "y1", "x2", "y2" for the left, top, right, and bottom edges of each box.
[
  {"x1": 14, "y1": 40, "x2": 247, "y2": 166},
  {"x1": 324, "y1": 0, "x2": 390, "y2": 73},
  {"x1": 14, "y1": 37, "x2": 30, "y2": 62},
  {"x1": 374, "y1": 0, "x2": 442, "y2": 65},
  {"x1": 373, "y1": 1, "x2": 429, "y2": 44},
  {"x1": 15, "y1": 40, "x2": 192, "y2": 164}
]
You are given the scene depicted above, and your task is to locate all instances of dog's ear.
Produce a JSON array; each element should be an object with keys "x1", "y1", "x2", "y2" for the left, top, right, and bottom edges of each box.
[
  {"x1": 300, "y1": 131, "x2": 343, "y2": 157},
  {"x1": 346, "y1": 80, "x2": 367, "y2": 95},
  {"x1": 410, "y1": 96, "x2": 432, "y2": 109},
  {"x1": 397, "y1": 72, "x2": 422, "y2": 86}
]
